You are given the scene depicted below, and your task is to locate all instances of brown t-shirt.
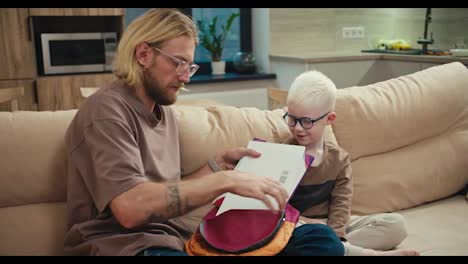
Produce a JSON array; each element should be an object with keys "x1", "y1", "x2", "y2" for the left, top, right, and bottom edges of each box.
[
  {"x1": 283, "y1": 136, "x2": 353, "y2": 238},
  {"x1": 64, "y1": 79, "x2": 190, "y2": 256}
]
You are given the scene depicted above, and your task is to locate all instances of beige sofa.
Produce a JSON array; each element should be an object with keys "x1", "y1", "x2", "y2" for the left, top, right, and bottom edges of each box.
[{"x1": 0, "y1": 62, "x2": 467, "y2": 256}]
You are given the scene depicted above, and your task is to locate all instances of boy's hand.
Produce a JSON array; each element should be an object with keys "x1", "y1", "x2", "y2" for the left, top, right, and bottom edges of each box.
[{"x1": 214, "y1": 147, "x2": 261, "y2": 170}]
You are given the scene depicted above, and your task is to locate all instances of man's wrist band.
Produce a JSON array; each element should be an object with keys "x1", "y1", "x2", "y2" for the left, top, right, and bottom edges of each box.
[{"x1": 208, "y1": 157, "x2": 223, "y2": 172}]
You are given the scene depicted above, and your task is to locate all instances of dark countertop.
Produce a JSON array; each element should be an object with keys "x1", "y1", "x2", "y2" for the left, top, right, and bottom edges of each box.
[
  {"x1": 189, "y1": 72, "x2": 276, "y2": 84},
  {"x1": 269, "y1": 51, "x2": 468, "y2": 64}
]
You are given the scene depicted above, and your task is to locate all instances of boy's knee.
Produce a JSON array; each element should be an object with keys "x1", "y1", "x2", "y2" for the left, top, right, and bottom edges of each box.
[
  {"x1": 381, "y1": 214, "x2": 407, "y2": 237},
  {"x1": 293, "y1": 224, "x2": 345, "y2": 256},
  {"x1": 374, "y1": 213, "x2": 408, "y2": 249}
]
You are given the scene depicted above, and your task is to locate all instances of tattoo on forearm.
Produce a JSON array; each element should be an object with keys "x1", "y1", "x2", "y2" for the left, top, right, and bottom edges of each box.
[
  {"x1": 148, "y1": 213, "x2": 166, "y2": 223},
  {"x1": 167, "y1": 183, "x2": 182, "y2": 216},
  {"x1": 165, "y1": 183, "x2": 198, "y2": 218}
]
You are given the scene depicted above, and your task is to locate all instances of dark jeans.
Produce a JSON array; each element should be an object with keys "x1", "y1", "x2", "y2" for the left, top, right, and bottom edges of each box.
[
  {"x1": 139, "y1": 223, "x2": 344, "y2": 256},
  {"x1": 138, "y1": 247, "x2": 188, "y2": 256},
  {"x1": 278, "y1": 224, "x2": 345, "y2": 256}
]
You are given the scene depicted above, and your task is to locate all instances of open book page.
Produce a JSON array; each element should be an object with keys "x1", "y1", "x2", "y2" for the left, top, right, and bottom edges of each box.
[{"x1": 216, "y1": 140, "x2": 307, "y2": 216}]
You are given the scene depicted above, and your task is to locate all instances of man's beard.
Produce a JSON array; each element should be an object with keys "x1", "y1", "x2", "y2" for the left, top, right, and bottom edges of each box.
[{"x1": 142, "y1": 70, "x2": 178, "y2": 106}]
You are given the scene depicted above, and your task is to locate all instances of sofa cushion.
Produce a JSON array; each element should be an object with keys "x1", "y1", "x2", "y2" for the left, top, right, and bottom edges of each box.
[
  {"x1": 333, "y1": 62, "x2": 468, "y2": 161},
  {"x1": 332, "y1": 62, "x2": 468, "y2": 213},
  {"x1": 172, "y1": 105, "x2": 293, "y2": 175},
  {"x1": 350, "y1": 129, "x2": 468, "y2": 215},
  {"x1": 0, "y1": 110, "x2": 77, "y2": 207}
]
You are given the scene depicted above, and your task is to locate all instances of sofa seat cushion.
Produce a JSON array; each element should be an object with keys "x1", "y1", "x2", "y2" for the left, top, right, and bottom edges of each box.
[
  {"x1": 397, "y1": 195, "x2": 468, "y2": 255},
  {"x1": 0, "y1": 202, "x2": 67, "y2": 256}
]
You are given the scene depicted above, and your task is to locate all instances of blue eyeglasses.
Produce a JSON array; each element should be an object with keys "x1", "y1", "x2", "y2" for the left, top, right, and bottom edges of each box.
[{"x1": 283, "y1": 112, "x2": 330, "y2": 129}]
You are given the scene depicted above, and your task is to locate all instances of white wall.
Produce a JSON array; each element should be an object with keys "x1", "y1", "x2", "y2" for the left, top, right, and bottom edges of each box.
[{"x1": 252, "y1": 8, "x2": 271, "y2": 74}]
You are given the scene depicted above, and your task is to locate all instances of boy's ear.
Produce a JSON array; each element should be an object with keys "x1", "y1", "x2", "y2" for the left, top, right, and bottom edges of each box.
[{"x1": 327, "y1": 112, "x2": 336, "y2": 124}]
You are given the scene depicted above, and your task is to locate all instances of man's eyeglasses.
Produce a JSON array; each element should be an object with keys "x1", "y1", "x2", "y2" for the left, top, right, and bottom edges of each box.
[
  {"x1": 151, "y1": 46, "x2": 199, "y2": 77},
  {"x1": 283, "y1": 112, "x2": 330, "y2": 129}
]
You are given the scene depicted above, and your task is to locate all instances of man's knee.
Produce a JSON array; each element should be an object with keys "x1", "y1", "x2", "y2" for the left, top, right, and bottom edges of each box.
[{"x1": 290, "y1": 224, "x2": 345, "y2": 256}]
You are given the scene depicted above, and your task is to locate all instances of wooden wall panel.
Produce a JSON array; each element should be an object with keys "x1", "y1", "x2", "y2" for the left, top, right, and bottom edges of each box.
[
  {"x1": 36, "y1": 73, "x2": 117, "y2": 111},
  {"x1": 29, "y1": 8, "x2": 124, "y2": 16},
  {"x1": 267, "y1": 88, "x2": 287, "y2": 110},
  {"x1": 0, "y1": 9, "x2": 36, "y2": 79}
]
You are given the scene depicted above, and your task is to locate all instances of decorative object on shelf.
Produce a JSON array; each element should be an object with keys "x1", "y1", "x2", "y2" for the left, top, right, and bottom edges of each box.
[
  {"x1": 197, "y1": 12, "x2": 240, "y2": 75},
  {"x1": 211, "y1": 61, "x2": 226, "y2": 75},
  {"x1": 233, "y1": 52, "x2": 256, "y2": 74},
  {"x1": 449, "y1": 49, "x2": 468, "y2": 57}
]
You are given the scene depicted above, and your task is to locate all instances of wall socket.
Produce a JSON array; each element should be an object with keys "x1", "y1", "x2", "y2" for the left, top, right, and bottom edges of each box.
[{"x1": 342, "y1": 26, "x2": 365, "y2": 39}]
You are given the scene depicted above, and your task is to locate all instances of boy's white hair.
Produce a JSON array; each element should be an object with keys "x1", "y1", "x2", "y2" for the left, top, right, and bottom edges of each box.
[{"x1": 287, "y1": 70, "x2": 336, "y2": 113}]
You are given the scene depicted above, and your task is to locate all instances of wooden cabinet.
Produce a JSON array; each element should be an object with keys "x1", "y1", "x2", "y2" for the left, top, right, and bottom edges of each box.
[
  {"x1": 36, "y1": 73, "x2": 117, "y2": 111},
  {"x1": 29, "y1": 8, "x2": 124, "y2": 16},
  {"x1": 0, "y1": 8, "x2": 126, "y2": 111},
  {"x1": 267, "y1": 88, "x2": 288, "y2": 110},
  {"x1": 0, "y1": 9, "x2": 35, "y2": 80},
  {"x1": 0, "y1": 80, "x2": 36, "y2": 111}
]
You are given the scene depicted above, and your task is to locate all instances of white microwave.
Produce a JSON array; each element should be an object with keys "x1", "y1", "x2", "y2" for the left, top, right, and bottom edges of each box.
[{"x1": 40, "y1": 32, "x2": 117, "y2": 75}]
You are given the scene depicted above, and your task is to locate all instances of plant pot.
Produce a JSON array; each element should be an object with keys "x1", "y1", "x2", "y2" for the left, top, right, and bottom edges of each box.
[{"x1": 211, "y1": 61, "x2": 226, "y2": 75}]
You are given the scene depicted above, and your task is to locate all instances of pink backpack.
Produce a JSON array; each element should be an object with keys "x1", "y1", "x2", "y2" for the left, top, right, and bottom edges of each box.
[{"x1": 186, "y1": 197, "x2": 300, "y2": 255}]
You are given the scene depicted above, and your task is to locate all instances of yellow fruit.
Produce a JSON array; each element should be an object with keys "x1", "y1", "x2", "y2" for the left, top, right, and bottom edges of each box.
[
  {"x1": 391, "y1": 43, "x2": 401, "y2": 50},
  {"x1": 400, "y1": 43, "x2": 411, "y2": 50}
]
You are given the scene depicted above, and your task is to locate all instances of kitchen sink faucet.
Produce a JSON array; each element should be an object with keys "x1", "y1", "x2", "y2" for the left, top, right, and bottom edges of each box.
[{"x1": 417, "y1": 8, "x2": 434, "y2": 55}]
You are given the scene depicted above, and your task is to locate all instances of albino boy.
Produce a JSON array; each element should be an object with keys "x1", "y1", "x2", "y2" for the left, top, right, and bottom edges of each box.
[{"x1": 283, "y1": 70, "x2": 419, "y2": 256}]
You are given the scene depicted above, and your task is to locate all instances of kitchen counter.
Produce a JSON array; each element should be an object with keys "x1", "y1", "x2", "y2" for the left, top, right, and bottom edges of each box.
[
  {"x1": 269, "y1": 51, "x2": 468, "y2": 91},
  {"x1": 270, "y1": 51, "x2": 468, "y2": 64},
  {"x1": 190, "y1": 72, "x2": 276, "y2": 84}
]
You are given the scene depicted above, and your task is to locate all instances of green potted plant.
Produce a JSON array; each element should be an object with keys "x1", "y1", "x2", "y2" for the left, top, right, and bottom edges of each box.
[{"x1": 197, "y1": 12, "x2": 240, "y2": 75}]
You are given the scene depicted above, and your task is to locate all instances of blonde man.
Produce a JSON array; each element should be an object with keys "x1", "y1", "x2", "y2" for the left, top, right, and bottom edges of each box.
[
  {"x1": 283, "y1": 70, "x2": 419, "y2": 256},
  {"x1": 64, "y1": 9, "x2": 344, "y2": 256}
]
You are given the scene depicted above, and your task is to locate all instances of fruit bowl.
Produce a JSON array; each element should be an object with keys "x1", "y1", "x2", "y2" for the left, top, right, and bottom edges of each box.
[{"x1": 450, "y1": 49, "x2": 468, "y2": 57}]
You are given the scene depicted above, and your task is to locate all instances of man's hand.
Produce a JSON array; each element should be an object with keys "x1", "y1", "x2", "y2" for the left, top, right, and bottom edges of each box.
[
  {"x1": 213, "y1": 147, "x2": 288, "y2": 211},
  {"x1": 214, "y1": 147, "x2": 261, "y2": 170},
  {"x1": 223, "y1": 170, "x2": 288, "y2": 211}
]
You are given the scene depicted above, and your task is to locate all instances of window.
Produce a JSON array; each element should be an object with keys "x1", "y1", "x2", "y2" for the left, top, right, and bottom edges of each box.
[
  {"x1": 125, "y1": 8, "x2": 252, "y2": 75},
  {"x1": 189, "y1": 8, "x2": 240, "y2": 62},
  {"x1": 181, "y1": 8, "x2": 252, "y2": 75}
]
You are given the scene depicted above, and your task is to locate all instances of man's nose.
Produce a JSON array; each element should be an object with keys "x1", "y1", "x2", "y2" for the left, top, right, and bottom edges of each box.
[{"x1": 178, "y1": 69, "x2": 190, "y2": 83}]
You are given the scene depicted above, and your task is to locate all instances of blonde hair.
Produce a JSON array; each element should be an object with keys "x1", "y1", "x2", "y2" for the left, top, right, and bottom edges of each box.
[
  {"x1": 287, "y1": 70, "x2": 336, "y2": 112},
  {"x1": 113, "y1": 8, "x2": 199, "y2": 88}
]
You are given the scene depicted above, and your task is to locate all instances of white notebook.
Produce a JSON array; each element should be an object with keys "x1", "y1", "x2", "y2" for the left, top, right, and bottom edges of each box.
[{"x1": 216, "y1": 140, "x2": 308, "y2": 216}]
